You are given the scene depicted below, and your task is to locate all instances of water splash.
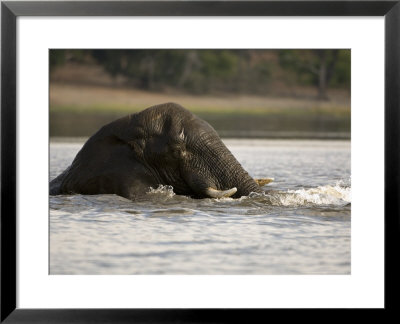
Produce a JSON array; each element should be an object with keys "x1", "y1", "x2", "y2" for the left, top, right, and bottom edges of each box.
[
  {"x1": 147, "y1": 185, "x2": 176, "y2": 198},
  {"x1": 237, "y1": 181, "x2": 351, "y2": 207},
  {"x1": 266, "y1": 183, "x2": 351, "y2": 207},
  {"x1": 144, "y1": 182, "x2": 351, "y2": 207}
]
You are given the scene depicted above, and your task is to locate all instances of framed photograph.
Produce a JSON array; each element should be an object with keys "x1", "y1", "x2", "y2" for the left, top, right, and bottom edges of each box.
[{"x1": 1, "y1": 0, "x2": 398, "y2": 322}]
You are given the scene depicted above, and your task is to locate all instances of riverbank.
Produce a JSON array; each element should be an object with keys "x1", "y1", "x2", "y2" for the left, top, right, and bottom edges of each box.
[{"x1": 50, "y1": 83, "x2": 350, "y2": 139}]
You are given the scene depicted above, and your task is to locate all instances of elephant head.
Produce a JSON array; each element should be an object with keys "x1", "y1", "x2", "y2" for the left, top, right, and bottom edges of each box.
[{"x1": 50, "y1": 103, "x2": 262, "y2": 199}]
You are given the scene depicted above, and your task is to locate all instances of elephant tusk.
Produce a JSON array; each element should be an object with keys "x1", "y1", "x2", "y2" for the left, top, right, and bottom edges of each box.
[
  {"x1": 205, "y1": 187, "x2": 237, "y2": 198},
  {"x1": 254, "y1": 178, "x2": 274, "y2": 186}
]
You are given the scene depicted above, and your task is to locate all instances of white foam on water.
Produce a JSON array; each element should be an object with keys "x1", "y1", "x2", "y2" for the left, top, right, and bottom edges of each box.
[
  {"x1": 277, "y1": 184, "x2": 351, "y2": 206},
  {"x1": 147, "y1": 185, "x2": 176, "y2": 198},
  {"x1": 145, "y1": 182, "x2": 351, "y2": 207}
]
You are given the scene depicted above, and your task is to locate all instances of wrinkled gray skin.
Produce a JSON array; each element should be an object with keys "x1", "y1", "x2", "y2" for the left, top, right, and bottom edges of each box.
[{"x1": 50, "y1": 103, "x2": 262, "y2": 199}]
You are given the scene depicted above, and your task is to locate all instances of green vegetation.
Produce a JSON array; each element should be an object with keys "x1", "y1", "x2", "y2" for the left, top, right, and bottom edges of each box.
[
  {"x1": 279, "y1": 50, "x2": 350, "y2": 100},
  {"x1": 50, "y1": 49, "x2": 350, "y2": 100},
  {"x1": 49, "y1": 49, "x2": 350, "y2": 138}
]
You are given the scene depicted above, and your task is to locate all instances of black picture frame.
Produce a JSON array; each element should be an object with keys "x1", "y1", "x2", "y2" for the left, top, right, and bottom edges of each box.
[{"x1": 1, "y1": 0, "x2": 399, "y2": 322}]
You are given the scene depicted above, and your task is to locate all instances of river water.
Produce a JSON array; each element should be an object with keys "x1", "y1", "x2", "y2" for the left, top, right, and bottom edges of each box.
[{"x1": 50, "y1": 139, "x2": 351, "y2": 275}]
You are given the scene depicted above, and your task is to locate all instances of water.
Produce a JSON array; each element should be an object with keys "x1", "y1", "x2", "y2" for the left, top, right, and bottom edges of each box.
[{"x1": 50, "y1": 139, "x2": 351, "y2": 275}]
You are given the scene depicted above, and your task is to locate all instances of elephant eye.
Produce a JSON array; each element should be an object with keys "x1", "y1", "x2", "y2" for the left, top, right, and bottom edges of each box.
[{"x1": 179, "y1": 128, "x2": 185, "y2": 140}]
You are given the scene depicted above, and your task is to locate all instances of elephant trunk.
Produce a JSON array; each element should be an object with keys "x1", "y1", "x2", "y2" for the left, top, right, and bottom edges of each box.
[{"x1": 183, "y1": 134, "x2": 262, "y2": 198}]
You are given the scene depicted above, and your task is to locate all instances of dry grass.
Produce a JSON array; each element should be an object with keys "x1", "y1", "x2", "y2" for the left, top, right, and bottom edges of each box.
[
  {"x1": 50, "y1": 61, "x2": 350, "y2": 117},
  {"x1": 50, "y1": 83, "x2": 350, "y2": 117}
]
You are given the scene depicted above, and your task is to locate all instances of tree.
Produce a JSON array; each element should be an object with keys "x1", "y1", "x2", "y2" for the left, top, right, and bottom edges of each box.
[
  {"x1": 279, "y1": 49, "x2": 349, "y2": 100},
  {"x1": 50, "y1": 49, "x2": 350, "y2": 97},
  {"x1": 314, "y1": 50, "x2": 340, "y2": 100}
]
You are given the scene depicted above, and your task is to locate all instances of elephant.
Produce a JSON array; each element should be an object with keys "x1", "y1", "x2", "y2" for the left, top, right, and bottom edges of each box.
[{"x1": 50, "y1": 102, "x2": 266, "y2": 200}]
